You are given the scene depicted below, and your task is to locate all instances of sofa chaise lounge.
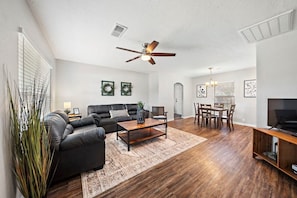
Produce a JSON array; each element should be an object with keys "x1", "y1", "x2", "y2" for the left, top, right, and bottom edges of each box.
[{"x1": 88, "y1": 104, "x2": 149, "y2": 133}]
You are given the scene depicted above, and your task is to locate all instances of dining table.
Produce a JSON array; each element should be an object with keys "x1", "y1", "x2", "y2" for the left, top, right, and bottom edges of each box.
[{"x1": 199, "y1": 106, "x2": 229, "y2": 129}]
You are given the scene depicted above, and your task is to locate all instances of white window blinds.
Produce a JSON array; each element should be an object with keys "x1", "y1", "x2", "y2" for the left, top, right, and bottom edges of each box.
[{"x1": 18, "y1": 32, "x2": 52, "y2": 114}]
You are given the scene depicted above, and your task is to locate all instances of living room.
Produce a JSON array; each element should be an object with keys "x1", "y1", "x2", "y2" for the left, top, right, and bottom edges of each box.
[{"x1": 1, "y1": 0, "x2": 297, "y2": 197}]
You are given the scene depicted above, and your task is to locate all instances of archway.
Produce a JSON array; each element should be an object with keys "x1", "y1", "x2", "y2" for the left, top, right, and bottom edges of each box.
[{"x1": 174, "y1": 82, "x2": 183, "y2": 119}]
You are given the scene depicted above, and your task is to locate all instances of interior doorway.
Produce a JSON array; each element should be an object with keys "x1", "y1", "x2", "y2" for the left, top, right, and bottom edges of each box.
[{"x1": 174, "y1": 82, "x2": 183, "y2": 119}]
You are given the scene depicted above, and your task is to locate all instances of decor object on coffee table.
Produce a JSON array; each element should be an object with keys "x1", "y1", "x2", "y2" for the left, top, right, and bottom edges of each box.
[
  {"x1": 121, "y1": 82, "x2": 132, "y2": 96},
  {"x1": 137, "y1": 101, "x2": 145, "y2": 124},
  {"x1": 101, "y1": 80, "x2": 114, "y2": 96}
]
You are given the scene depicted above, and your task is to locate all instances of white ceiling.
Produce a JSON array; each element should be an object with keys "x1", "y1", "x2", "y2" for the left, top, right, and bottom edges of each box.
[{"x1": 26, "y1": 0, "x2": 297, "y2": 77}]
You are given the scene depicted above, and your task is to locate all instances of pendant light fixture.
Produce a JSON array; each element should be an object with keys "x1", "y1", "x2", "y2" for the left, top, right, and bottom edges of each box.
[{"x1": 205, "y1": 67, "x2": 218, "y2": 87}]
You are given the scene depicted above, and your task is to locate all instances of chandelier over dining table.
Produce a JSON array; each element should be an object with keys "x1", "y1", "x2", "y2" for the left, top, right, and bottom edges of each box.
[{"x1": 205, "y1": 67, "x2": 218, "y2": 87}]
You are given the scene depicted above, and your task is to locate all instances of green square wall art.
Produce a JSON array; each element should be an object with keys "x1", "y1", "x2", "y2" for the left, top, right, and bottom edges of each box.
[
  {"x1": 121, "y1": 82, "x2": 132, "y2": 96},
  {"x1": 101, "y1": 80, "x2": 114, "y2": 96}
]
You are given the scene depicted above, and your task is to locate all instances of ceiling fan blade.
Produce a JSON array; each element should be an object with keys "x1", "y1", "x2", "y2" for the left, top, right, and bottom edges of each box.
[
  {"x1": 151, "y1": 52, "x2": 176, "y2": 56},
  {"x1": 126, "y1": 55, "x2": 141, "y2": 62},
  {"x1": 147, "y1": 41, "x2": 159, "y2": 53},
  {"x1": 116, "y1": 47, "x2": 142, "y2": 54},
  {"x1": 148, "y1": 57, "x2": 156, "y2": 65}
]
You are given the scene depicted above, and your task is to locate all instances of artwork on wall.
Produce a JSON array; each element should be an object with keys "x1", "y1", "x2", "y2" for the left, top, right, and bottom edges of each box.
[
  {"x1": 73, "y1": 108, "x2": 80, "y2": 114},
  {"x1": 101, "y1": 80, "x2": 114, "y2": 96},
  {"x1": 244, "y1": 79, "x2": 256, "y2": 98},
  {"x1": 196, "y1": 84, "x2": 207, "y2": 98},
  {"x1": 121, "y1": 82, "x2": 132, "y2": 96},
  {"x1": 214, "y1": 82, "x2": 235, "y2": 107},
  {"x1": 215, "y1": 82, "x2": 234, "y2": 96}
]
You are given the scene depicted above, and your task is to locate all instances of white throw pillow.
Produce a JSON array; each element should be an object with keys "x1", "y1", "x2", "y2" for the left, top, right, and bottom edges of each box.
[{"x1": 109, "y1": 109, "x2": 130, "y2": 118}]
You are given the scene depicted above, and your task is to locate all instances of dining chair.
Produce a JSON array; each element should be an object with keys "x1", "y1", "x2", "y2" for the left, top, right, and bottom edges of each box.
[
  {"x1": 194, "y1": 103, "x2": 200, "y2": 124},
  {"x1": 200, "y1": 104, "x2": 217, "y2": 128},
  {"x1": 221, "y1": 104, "x2": 236, "y2": 131},
  {"x1": 214, "y1": 103, "x2": 224, "y2": 108},
  {"x1": 213, "y1": 103, "x2": 224, "y2": 118}
]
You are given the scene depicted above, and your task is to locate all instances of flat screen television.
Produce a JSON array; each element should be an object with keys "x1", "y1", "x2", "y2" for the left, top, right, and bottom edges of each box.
[{"x1": 268, "y1": 98, "x2": 297, "y2": 133}]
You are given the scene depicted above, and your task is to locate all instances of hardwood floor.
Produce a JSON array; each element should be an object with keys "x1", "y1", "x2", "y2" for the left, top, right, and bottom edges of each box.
[{"x1": 47, "y1": 118, "x2": 297, "y2": 198}]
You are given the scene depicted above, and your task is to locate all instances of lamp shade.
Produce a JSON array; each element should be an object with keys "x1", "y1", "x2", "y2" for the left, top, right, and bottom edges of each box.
[{"x1": 64, "y1": 102, "x2": 71, "y2": 109}]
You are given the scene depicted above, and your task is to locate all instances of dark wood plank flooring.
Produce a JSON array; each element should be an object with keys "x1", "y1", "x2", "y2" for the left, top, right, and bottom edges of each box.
[{"x1": 47, "y1": 118, "x2": 297, "y2": 198}]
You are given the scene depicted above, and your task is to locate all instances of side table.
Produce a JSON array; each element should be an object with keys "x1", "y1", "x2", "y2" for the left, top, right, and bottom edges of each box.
[{"x1": 68, "y1": 113, "x2": 82, "y2": 122}]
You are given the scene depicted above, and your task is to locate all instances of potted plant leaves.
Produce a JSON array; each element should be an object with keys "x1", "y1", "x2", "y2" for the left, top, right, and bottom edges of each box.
[{"x1": 7, "y1": 73, "x2": 53, "y2": 198}]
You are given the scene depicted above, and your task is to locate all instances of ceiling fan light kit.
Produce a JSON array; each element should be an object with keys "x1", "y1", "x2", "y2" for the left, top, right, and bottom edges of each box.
[
  {"x1": 116, "y1": 40, "x2": 176, "y2": 65},
  {"x1": 141, "y1": 54, "x2": 151, "y2": 61}
]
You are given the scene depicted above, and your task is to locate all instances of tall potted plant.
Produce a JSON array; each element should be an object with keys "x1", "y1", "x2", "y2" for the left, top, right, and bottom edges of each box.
[{"x1": 7, "y1": 74, "x2": 53, "y2": 198}]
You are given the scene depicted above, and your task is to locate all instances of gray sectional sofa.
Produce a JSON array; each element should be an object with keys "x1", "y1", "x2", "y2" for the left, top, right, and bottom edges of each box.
[
  {"x1": 44, "y1": 110, "x2": 106, "y2": 183},
  {"x1": 88, "y1": 104, "x2": 149, "y2": 133}
]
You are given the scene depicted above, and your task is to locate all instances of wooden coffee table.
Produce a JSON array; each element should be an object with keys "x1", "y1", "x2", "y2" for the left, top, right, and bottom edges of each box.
[{"x1": 117, "y1": 118, "x2": 167, "y2": 151}]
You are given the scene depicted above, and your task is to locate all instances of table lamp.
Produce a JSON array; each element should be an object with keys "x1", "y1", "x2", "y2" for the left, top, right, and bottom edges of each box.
[{"x1": 64, "y1": 102, "x2": 71, "y2": 114}]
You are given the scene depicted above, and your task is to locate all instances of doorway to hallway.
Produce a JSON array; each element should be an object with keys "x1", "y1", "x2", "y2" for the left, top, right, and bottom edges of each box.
[{"x1": 174, "y1": 83, "x2": 183, "y2": 120}]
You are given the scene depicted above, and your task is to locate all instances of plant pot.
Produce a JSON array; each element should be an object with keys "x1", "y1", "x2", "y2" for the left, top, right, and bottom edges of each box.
[{"x1": 137, "y1": 108, "x2": 145, "y2": 124}]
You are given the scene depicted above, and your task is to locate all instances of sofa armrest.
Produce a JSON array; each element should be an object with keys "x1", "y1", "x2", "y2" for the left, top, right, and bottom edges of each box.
[
  {"x1": 70, "y1": 116, "x2": 95, "y2": 128},
  {"x1": 60, "y1": 127, "x2": 105, "y2": 151},
  {"x1": 89, "y1": 113, "x2": 102, "y2": 126}
]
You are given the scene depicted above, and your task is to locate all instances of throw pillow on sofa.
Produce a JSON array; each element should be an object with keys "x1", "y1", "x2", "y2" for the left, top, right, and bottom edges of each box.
[{"x1": 109, "y1": 109, "x2": 130, "y2": 118}]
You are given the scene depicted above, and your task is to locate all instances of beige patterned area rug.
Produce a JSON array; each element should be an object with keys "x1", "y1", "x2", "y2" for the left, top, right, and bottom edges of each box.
[{"x1": 81, "y1": 126, "x2": 207, "y2": 198}]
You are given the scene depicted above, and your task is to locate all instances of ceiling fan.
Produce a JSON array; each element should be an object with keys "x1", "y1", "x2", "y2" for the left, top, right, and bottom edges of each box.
[{"x1": 116, "y1": 40, "x2": 176, "y2": 65}]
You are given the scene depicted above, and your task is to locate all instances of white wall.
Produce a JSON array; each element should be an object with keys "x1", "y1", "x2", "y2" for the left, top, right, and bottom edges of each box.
[
  {"x1": 150, "y1": 72, "x2": 193, "y2": 120},
  {"x1": 257, "y1": 30, "x2": 297, "y2": 127},
  {"x1": 192, "y1": 68, "x2": 257, "y2": 126},
  {"x1": 55, "y1": 59, "x2": 149, "y2": 116},
  {"x1": 0, "y1": 0, "x2": 55, "y2": 197}
]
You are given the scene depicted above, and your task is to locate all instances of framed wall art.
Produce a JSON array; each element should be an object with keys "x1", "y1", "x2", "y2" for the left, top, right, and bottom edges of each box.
[
  {"x1": 73, "y1": 108, "x2": 80, "y2": 114},
  {"x1": 101, "y1": 80, "x2": 114, "y2": 96},
  {"x1": 121, "y1": 82, "x2": 132, "y2": 96},
  {"x1": 244, "y1": 79, "x2": 256, "y2": 98},
  {"x1": 196, "y1": 84, "x2": 207, "y2": 98}
]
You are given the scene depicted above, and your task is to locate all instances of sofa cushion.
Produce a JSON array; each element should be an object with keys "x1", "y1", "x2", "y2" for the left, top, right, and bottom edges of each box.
[
  {"x1": 70, "y1": 116, "x2": 95, "y2": 128},
  {"x1": 54, "y1": 110, "x2": 70, "y2": 123},
  {"x1": 97, "y1": 113, "x2": 110, "y2": 119},
  {"x1": 109, "y1": 109, "x2": 130, "y2": 118},
  {"x1": 63, "y1": 124, "x2": 74, "y2": 139},
  {"x1": 126, "y1": 104, "x2": 138, "y2": 115},
  {"x1": 88, "y1": 105, "x2": 111, "y2": 114},
  {"x1": 114, "y1": 116, "x2": 132, "y2": 122},
  {"x1": 98, "y1": 118, "x2": 117, "y2": 126},
  {"x1": 44, "y1": 113, "x2": 67, "y2": 151},
  {"x1": 111, "y1": 104, "x2": 126, "y2": 110}
]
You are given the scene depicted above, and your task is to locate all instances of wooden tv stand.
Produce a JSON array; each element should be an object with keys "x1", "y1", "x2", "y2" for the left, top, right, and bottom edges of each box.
[{"x1": 253, "y1": 128, "x2": 297, "y2": 180}]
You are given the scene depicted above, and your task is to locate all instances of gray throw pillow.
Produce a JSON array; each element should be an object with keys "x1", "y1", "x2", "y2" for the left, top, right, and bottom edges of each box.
[{"x1": 109, "y1": 109, "x2": 130, "y2": 118}]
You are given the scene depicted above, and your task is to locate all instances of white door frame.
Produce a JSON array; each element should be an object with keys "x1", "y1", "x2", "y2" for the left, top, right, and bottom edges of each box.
[{"x1": 174, "y1": 82, "x2": 183, "y2": 118}]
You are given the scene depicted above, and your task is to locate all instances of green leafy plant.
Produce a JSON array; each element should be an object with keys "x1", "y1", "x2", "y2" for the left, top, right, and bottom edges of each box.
[
  {"x1": 137, "y1": 101, "x2": 144, "y2": 109},
  {"x1": 7, "y1": 75, "x2": 53, "y2": 198}
]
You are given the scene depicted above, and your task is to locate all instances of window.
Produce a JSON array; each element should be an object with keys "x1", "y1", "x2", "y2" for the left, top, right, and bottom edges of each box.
[{"x1": 18, "y1": 32, "x2": 52, "y2": 114}]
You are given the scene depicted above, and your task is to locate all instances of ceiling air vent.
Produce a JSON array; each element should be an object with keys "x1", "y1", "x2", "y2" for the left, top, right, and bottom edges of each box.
[
  {"x1": 239, "y1": 9, "x2": 295, "y2": 43},
  {"x1": 111, "y1": 23, "x2": 128, "y2": 37}
]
